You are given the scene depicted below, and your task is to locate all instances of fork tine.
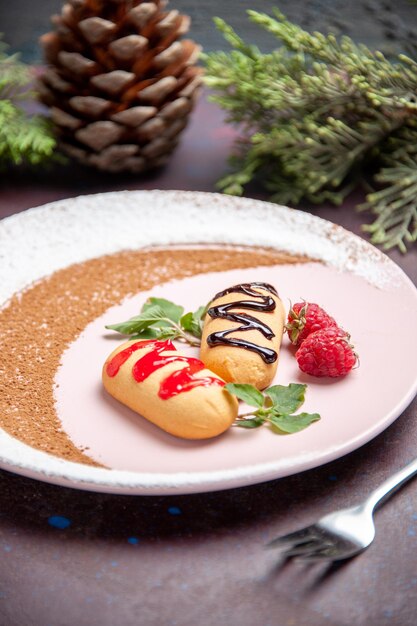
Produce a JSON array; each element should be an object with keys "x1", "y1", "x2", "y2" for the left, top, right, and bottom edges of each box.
[
  {"x1": 295, "y1": 545, "x2": 342, "y2": 562},
  {"x1": 281, "y1": 541, "x2": 324, "y2": 558},
  {"x1": 267, "y1": 527, "x2": 316, "y2": 549}
]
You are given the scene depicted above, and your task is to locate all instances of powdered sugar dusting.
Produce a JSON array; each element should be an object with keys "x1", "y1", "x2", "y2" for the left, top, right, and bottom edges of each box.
[{"x1": 0, "y1": 190, "x2": 402, "y2": 306}]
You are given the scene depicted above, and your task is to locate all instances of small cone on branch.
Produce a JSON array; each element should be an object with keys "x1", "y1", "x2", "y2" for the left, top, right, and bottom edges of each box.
[{"x1": 38, "y1": 0, "x2": 202, "y2": 173}]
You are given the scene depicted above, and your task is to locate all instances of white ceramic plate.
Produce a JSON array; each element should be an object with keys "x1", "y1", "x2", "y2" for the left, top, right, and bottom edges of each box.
[{"x1": 1, "y1": 190, "x2": 416, "y2": 495}]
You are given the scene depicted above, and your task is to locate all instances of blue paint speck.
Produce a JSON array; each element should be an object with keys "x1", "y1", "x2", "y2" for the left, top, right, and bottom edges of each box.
[
  {"x1": 111, "y1": 561, "x2": 118, "y2": 567},
  {"x1": 328, "y1": 475, "x2": 338, "y2": 481},
  {"x1": 3, "y1": 545, "x2": 12, "y2": 553},
  {"x1": 168, "y1": 506, "x2": 182, "y2": 516},
  {"x1": 48, "y1": 516, "x2": 71, "y2": 530},
  {"x1": 408, "y1": 527, "x2": 416, "y2": 537},
  {"x1": 128, "y1": 537, "x2": 140, "y2": 545}
]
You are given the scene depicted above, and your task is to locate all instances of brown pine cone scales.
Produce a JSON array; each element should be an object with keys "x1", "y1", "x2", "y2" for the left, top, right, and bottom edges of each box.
[{"x1": 38, "y1": 0, "x2": 202, "y2": 173}]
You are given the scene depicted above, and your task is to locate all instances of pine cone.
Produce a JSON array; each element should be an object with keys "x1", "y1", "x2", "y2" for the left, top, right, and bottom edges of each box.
[{"x1": 38, "y1": 0, "x2": 202, "y2": 173}]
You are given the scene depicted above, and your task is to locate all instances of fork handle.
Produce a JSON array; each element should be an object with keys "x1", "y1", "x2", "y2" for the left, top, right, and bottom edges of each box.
[{"x1": 364, "y1": 456, "x2": 417, "y2": 512}]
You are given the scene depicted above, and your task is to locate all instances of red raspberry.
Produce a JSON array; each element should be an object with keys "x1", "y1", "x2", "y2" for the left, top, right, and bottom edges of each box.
[
  {"x1": 286, "y1": 301, "x2": 338, "y2": 346},
  {"x1": 295, "y1": 327, "x2": 357, "y2": 377}
]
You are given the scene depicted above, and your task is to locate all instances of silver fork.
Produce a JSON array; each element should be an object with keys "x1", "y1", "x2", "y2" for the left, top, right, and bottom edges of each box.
[{"x1": 267, "y1": 456, "x2": 417, "y2": 562}]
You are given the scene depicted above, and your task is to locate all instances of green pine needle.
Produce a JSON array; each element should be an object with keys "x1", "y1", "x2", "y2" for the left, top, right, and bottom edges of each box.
[
  {"x1": 0, "y1": 37, "x2": 56, "y2": 168},
  {"x1": 203, "y1": 10, "x2": 417, "y2": 252}
]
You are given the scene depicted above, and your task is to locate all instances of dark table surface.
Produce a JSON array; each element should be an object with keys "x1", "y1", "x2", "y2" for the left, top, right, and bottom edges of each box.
[{"x1": 1, "y1": 2, "x2": 417, "y2": 625}]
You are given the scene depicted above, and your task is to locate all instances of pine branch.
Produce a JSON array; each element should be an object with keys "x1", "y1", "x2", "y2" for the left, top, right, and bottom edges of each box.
[
  {"x1": 203, "y1": 10, "x2": 417, "y2": 251},
  {"x1": 0, "y1": 37, "x2": 56, "y2": 168},
  {"x1": 359, "y1": 124, "x2": 417, "y2": 252},
  {"x1": 0, "y1": 100, "x2": 56, "y2": 166}
]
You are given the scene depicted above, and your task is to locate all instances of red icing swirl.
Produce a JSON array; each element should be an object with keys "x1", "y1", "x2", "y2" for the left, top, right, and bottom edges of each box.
[{"x1": 106, "y1": 339, "x2": 225, "y2": 399}]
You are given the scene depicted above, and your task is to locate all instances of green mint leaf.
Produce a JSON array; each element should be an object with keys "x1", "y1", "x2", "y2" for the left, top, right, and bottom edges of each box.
[
  {"x1": 105, "y1": 307, "x2": 168, "y2": 335},
  {"x1": 105, "y1": 297, "x2": 204, "y2": 346},
  {"x1": 141, "y1": 298, "x2": 184, "y2": 323},
  {"x1": 268, "y1": 412, "x2": 321, "y2": 434},
  {"x1": 265, "y1": 383, "x2": 307, "y2": 414},
  {"x1": 156, "y1": 327, "x2": 181, "y2": 339},
  {"x1": 194, "y1": 304, "x2": 208, "y2": 320},
  {"x1": 180, "y1": 305, "x2": 207, "y2": 338},
  {"x1": 180, "y1": 312, "x2": 201, "y2": 338},
  {"x1": 130, "y1": 327, "x2": 160, "y2": 340},
  {"x1": 105, "y1": 304, "x2": 171, "y2": 334},
  {"x1": 225, "y1": 383, "x2": 264, "y2": 408},
  {"x1": 105, "y1": 301, "x2": 182, "y2": 336},
  {"x1": 235, "y1": 416, "x2": 265, "y2": 429},
  {"x1": 131, "y1": 327, "x2": 180, "y2": 340}
]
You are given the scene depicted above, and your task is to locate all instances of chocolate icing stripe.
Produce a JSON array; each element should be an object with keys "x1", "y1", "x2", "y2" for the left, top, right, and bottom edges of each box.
[{"x1": 206, "y1": 282, "x2": 279, "y2": 363}]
